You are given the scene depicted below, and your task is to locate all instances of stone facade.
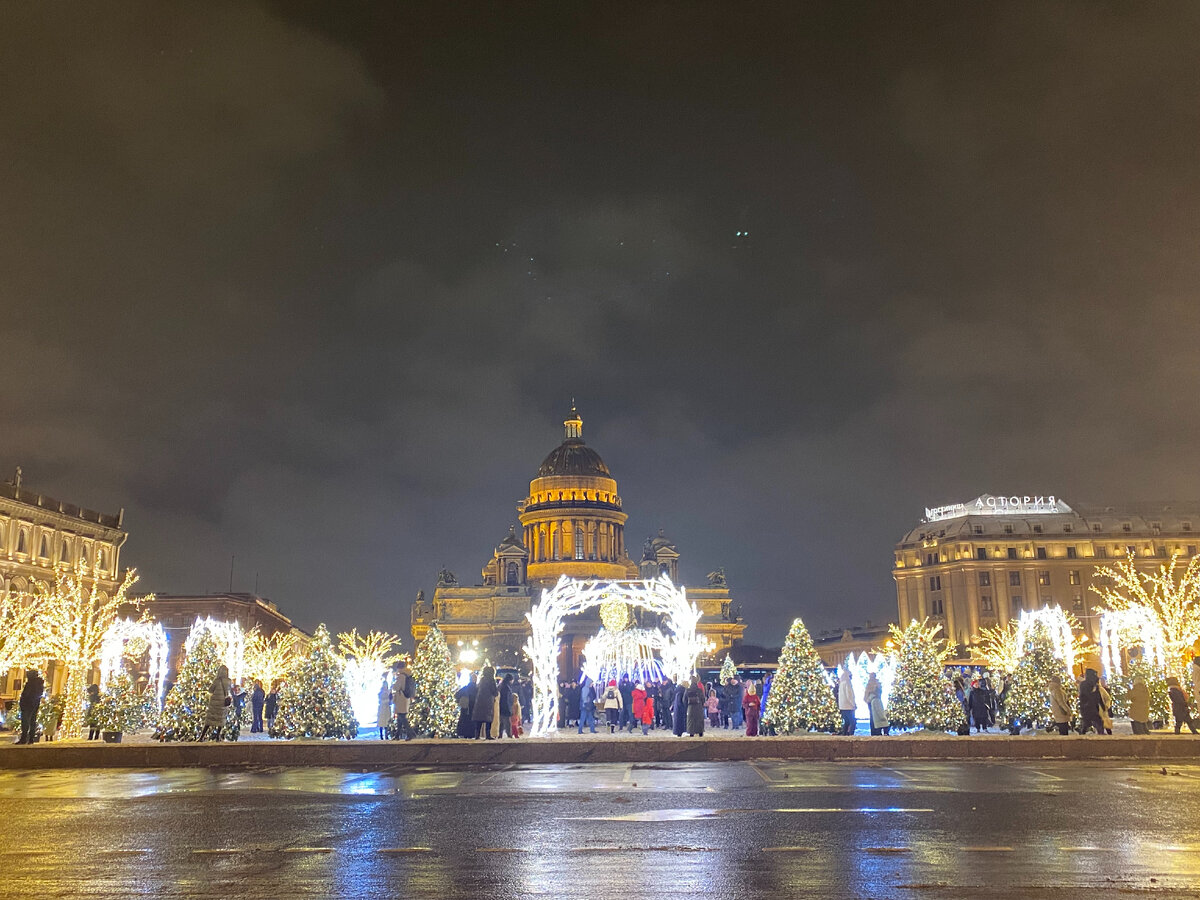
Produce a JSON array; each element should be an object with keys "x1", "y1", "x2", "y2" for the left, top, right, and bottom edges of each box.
[{"x1": 411, "y1": 408, "x2": 746, "y2": 674}]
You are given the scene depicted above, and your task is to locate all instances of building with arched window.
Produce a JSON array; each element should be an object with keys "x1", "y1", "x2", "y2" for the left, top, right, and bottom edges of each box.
[{"x1": 411, "y1": 407, "x2": 746, "y2": 674}]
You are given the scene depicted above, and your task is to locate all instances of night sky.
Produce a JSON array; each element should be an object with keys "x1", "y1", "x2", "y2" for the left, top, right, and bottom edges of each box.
[{"x1": 4, "y1": 3, "x2": 1200, "y2": 648}]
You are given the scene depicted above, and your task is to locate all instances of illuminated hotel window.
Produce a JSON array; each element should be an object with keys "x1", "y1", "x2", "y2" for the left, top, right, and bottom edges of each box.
[
  {"x1": 1009, "y1": 571, "x2": 1021, "y2": 586},
  {"x1": 575, "y1": 532, "x2": 584, "y2": 560},
  {"x1": 1073, "y1": 594, "x2": 1084, "y2": 612},
  {"x1": 1038, "y1": 570, "x2": 1051, "y2": 586},
  {"x1": 980, "y1": 595, "x2": 993, "y2": 612},
  {"x1": 979, "y1": 572, "x2": 991, "y2": 586},
  {"x1": 1067, "y1": 546, "x2": 1077, "y2": 559},
  {"x1": 1069, "y1": 570, "x2": 1081, "y2": 585}
]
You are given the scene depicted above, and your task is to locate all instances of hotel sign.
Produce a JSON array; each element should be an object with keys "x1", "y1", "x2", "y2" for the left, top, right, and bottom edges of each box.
[{"x1": 924, "y1": 494, "x2": 1062, "y2": 522}]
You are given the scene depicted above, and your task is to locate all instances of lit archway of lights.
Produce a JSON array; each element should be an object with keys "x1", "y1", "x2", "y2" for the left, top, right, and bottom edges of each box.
[
  {"x1": 100, "y1": 618, "x2": 170, "y2": 707},
  {"x1": 1015, "y1": 605, "x2": 1079, "y2": 672},
  {"x1": 581, "y1": 627, "x2": 668, "y2": 687},
  {"x1": 524, "y1": 576, "x2": 702, "y2": 736},
  {"x1": 840, "y1": 651, "x2": 896, "y2": 721},
  {"x1": 1100, "y1": 607, "x2": 1167, "y2": 677},
  {"x1": 185, "y1": 616, "x2": 246, "y2": 683}
]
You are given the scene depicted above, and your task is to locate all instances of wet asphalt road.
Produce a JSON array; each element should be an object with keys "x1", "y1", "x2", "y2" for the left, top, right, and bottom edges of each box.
[{"x1": 1, "y1": 761, "x2": 1197, "y2": 899}]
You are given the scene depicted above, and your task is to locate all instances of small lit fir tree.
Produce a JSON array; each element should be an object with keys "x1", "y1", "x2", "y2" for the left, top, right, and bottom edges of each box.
[
  {"x1": 156, "y1": 633, "x2": 224, "y2": 741},
  {"x1": 719, "y1": 653, "x2": 738, "y2": 683},
  {"x1": 409, "y1": 623, "x2": 458, "y2": 737},
  {"x1": 764, "y1": 618, "x2": 840, "y2": 733},
  {"x1": 94, "y1": 670, "x2": 154, "y2": 734},
  {"x1": 270, "y1": 624, "x2": 358, "y2": 739},
  {"x1": 1004, "y1": 621, "x2": 1070, "y2": 730},
  {"x1": 886, "y1": 619, "x2": 963, "y2": 732}
]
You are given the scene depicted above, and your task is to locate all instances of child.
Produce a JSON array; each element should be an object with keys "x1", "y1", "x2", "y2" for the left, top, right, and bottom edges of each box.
[
  {"x1": 640, "y1": 693, "x2": 655, "y2": 735},
  {"x1": 510, "y1": 693, "x2": 523, "y2": 738},
  {"x1": 706, "y1": 688, "x2": 720, "y2": 727}
]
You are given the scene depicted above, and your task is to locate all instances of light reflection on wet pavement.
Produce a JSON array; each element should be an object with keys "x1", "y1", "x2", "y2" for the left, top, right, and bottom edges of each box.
[{"x1": 1, "y1": 761, "x2": 1197, "y2": 898}]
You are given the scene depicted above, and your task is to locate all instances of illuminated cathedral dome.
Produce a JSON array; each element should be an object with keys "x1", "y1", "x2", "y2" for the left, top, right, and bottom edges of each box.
[{"x1": 534, "y1": 405, "x2": 611, "y2": 478}]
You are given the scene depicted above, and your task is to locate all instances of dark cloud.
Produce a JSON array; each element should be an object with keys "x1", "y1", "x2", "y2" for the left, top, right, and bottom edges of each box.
[{"x1": 3, "y1": 3, "x2": 1200, "y2": 646}]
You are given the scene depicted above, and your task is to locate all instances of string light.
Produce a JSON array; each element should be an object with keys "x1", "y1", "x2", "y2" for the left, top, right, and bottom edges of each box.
[
  {"x1": 764, "y1": 617, "x2": 840, "y2": 733},
  {"x1": 185, "y1": 616, "x2": 246, "y2": 683},
  {"x1": 337, "y1": 628, "x2": 402, "y2": 727},
  {"x1": 100, "y1": 618, "x2": 170, "y2": 707},
  {"x1": 580, "y1": 627, "x2": 667, "y2": 685},
  {"x1": 244, "y1": 628, "x2": 302, "y2": 688}
]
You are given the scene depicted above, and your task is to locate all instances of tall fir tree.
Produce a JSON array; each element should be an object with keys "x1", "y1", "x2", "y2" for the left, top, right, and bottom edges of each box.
[
  {"x1": 1002, "y1": 621, "x2": 1070, "y2": 730},
  {"x1": 409, "y1": 623, "x2": 459, "y2": 737},
  {"x1": 270, "y1": 624, "x2": 358, "y2": 739},
  {"x1": 886, "y1": 619, "x2": 963, "y2": 732},
  {"x1": 155, "y1": 634, "x2": 223, "y2": 741},
  {"x1": 764, "y1": 618, "x2": 840, "y2": 733},
  {"x1": 94, "y1": 670, "x2": 154, "y2": 735},
  {"x1": 719, "y1": 653, "x2": 738, "y2": 683}
]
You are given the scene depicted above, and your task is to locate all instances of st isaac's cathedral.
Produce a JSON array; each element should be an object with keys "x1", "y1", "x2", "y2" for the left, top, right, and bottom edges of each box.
[{"x1": 410, "y1": 407, "x2": 746, "y2": 676}]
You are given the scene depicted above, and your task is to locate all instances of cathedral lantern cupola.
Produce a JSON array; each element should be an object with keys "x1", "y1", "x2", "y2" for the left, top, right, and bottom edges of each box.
[{"x1": 517, "y1": 404, "x2": 638, "y2": 585}]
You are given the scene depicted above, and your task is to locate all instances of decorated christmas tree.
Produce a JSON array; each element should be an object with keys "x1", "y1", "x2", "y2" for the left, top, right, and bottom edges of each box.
[
  {"x1": 1110, "y1": 657, "x2": 1171, "y2": 725},
  {"x1": 155, "y1": 634, "x2": 227, "y2": 741},
  {"x1": 719, "y1": 653, "x2": 738, "y2": 684},
  {"x1": 270, "y1": 624, "x2": 358, "y2": 739},
  {"x1": 409, "y1": 623, "x2": 459, "y2": 737},
  {"x1": 94, "y1": 670, "x2": 154, "y2": 735},
  {"x1": 1004, "y1": 621, "x2": 1070, "y2": 730},
  {"x1": 764, "y1": 618, "x2": 840, "y2": 733},
  {"x1": 886, "y1": 619, "x2": 963, "y2": 732}
]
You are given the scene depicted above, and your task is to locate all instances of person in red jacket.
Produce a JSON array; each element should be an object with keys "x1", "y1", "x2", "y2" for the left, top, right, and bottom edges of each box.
[
  {"x1": 629, "y1": 682, "x2": 647, "y2": 733},
  {"x1": 639, "y1": 693, "x2": 655, "y2": 735}
]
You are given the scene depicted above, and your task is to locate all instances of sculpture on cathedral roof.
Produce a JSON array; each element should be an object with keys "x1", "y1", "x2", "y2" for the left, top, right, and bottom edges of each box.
[
  {"x1": 706, "y1": 567, "x2": 728, "y2": 587},
  {"x1": 437, "y1": 568, "x2": 457, "y2": 587}
]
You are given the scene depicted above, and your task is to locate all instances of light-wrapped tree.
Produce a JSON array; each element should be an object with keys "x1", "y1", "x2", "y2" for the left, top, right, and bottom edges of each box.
[
  {"x1": 409, "y1": 623, "x2": 458, "y2": 738},
  {"x1": 1004, "y1": 621, "x2": 1070, "y2": 731},
  {"x1": 886, "y1": 619, "x2": 963, "y2": 732},
  {"x1": 94, "y1": 670, "x2": 154, "y2": 737},
  {"x1": 1109, "y1": 656, "x2": 1171, "y2": 726},
  {"x1": 764, "y1": 618, "x2": 840, "y2": 733},
  {"x1": 155, "y1": 634, "x2": 224, "y2": 742},
  {"x1": 270, "y1": 624, "x2": 358, "y2": 739},
  {"x1": 719, "y1": 653, "x2": 738, "y2": 684},
  {"x1": 23, "y1": 562, "x2": 147, "y2": 738},
  {"x1": 244, "y1": 628, "x2": 301, "y2": 689}
]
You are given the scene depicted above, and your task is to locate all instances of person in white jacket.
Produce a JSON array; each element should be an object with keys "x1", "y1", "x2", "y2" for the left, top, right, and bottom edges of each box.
[{"x1": 837, "y1": 668, "x2": 857, "y2": 736}]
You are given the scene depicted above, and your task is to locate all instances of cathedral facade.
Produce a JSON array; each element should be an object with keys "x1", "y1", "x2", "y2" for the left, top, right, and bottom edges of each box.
[{"x1": 410, "y1": 408, "x2": 746, "y2": 675}]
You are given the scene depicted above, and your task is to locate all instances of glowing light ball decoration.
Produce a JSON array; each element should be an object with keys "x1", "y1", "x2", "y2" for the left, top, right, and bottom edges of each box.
[
  {"x1": 524, "y1": 576, "x2": 702, "y2": 736},
  {"x1": 100, "y1": 618, "x2": 170, "y2": 707},
  {"x1": 185, "y1": 616, "x2": 245, "y2": 683}
]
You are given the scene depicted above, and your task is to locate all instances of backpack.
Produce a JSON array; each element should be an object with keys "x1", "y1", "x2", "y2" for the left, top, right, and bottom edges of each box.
[
  {"x1": 402, "y1": 674, "x2": 415, "y2": 699},
  {"x1": 606, "y1": 688, "x2": 616, "y2": 701}
]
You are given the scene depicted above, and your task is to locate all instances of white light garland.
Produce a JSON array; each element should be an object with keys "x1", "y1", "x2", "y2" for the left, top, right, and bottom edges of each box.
[
  {"x1": 1099, "y1": 607, "x2": 1167, "y2": 677},
  {"x1": 581, "y1": 627, "x2": 668, "y2": 686},
  {"x1": 524, "y1": 576, "x2": 702, "y2": 736},
  {"x1": 1015, "y1": 605, "x2": 1078, "y2": 672},
  {"x1": 185, "y1": 616, "x2": 246, "y2": 683},
  {"x1": 843, "y1": 651, "x2": 896, "y2": 721},
  {"x1": 100, "y1": 618, "x2": 170, "y2": 707}
]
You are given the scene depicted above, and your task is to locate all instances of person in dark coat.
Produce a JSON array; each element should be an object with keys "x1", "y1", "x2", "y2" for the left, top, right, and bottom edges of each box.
[
  {"x1": 86, "y1": 682, "x2": 102, "y2": 740},
  {"x1": 473, "y1": 667, "x2": 499, "y2": 740},
  {"x1": 658, "y1": 680, "x2": 673, "y2": 731},
  {"x1": 618, "y1": 679, "x2": 634, "y2": 730},
  {"x1": 684, "y1": 677, "x2": 706, "y2": 736},
  {"x1": 1167, "y1": 677, "x2": 1199, "y2": 734},
  {"x1": 671, "y1": 681, "x2": 687, "y2": 736},
  {"x1": 566, "y1": 681, "x2": 581, "y2": 725},
  {"x1": 455, "y1": 672, "x2": 478, "y2": 739},
  {"x1": 264, "y1": 683, "x2": 279, "y2": 732},
  {"x1": 17, "y1": 669, "x2": 44, "y2": 745},
  {"x1": 967, "y1": 680, "x2": 992, "y2": 732},
  {"x1": 1078, "y1": 668, "x2": 1105, "y2": 735},
  {"x1": 577, "y1": 676, "x2": 597, "y2": 733},
  {"x1": 200, "y1": 665, "x2": 232, "y2": 741},
  {"x1": 498, "y1": 674, "x2": 514, "y2": 738},
  {"x1": 250, "y1": 680, "x2": 266, "y2": 733}
]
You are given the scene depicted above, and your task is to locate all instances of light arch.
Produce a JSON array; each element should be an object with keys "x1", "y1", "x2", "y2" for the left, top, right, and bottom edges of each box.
[{"x1": 523, "y1": 575, "x2": 703, "y2": 736}]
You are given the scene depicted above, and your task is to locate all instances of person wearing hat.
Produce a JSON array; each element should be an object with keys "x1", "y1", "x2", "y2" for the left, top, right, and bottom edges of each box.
[
  {"x1": 602, "y1": 679, "x2": 622, "y2": 733},
  {"x1": 1167, "y1": 676, "x2": 1198, "y2": 734},
  {"x1": 1049, "y1": 673, "x2": 1073, "y2": 736},
  {"x1": 629, "y1": 682, "x2": 646, "y2": 733}
]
